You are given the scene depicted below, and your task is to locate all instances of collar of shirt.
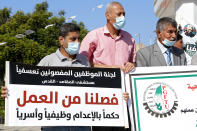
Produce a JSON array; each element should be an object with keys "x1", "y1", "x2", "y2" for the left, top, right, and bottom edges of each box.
[
  {"x1": 157, "y1": 39, "x2": 174, "y2": 65},
  {"x1": 157, "y1": 39, "x2": 168, "y2": 54},
  {"x1": 55, "y1": 49, "x2": 81, "y2": 63},
  {"x1": 103, "y1": 25, "x2": 123, "y2": 40}
]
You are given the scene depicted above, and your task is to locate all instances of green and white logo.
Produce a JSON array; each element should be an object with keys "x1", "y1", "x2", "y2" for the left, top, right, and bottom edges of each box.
[{"x1": 143, "y1": 82, "x2": 178, "y2": 118}]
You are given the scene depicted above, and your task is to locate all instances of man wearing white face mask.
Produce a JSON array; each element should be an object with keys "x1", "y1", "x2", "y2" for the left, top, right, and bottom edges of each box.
[
  {"x1": 38, "y1": 23, "x2": 91, "y2": 131},
  {"x1": 1, "y1": 23, "x2": 91, "y2": 131},
  {"x1": 136, "y1": 17, "x2": 186, "y2": 67},
  {"x1": 79, "y1": 1, "x2": 134, "y2": 131},
  {"x1": 79, "y1": 1, "x2": 136, "y2": 74},
  {"x1": 38, "y1": 23, "x2": 90, "y2": 67}
]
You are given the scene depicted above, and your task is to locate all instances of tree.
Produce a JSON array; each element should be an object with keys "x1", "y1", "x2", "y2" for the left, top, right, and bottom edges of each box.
[
  {"x1": 0, "y1": 8, "x2": 11, "y2": 26},
  {"x1": 0, "y1": 1, "x2": 83, "y2": 79},
  {"x1": 0, "y1": 2, "x2": 89, "y2": 121},
  {"x1": 78, "y1": 22, "x2": 89, "y2": 42},
  {"x1": 35, "y1": 1, "x2": 48, "y2": 12},
  {"x1": 58, "y1": 10, "x2": 65, "y2": 17}
]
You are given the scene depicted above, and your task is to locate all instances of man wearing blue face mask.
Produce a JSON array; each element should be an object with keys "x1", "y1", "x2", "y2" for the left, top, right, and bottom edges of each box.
[
  {"x1": 38, "y1": 23, "x2": 89, "y2": 67},
  {"x1": 136, "y1": 17, "x2": 186, "y2": 67},
  {"x1": 1, "y1": 24, "x2": 91, "y2": 131},
  {"x1": 79, "y1": 1, "x2": 136, "y2": 74},
  {"x1": 80, "y1": 2, "x2": 135, "y2": 131},
  {"x1": 37, "y1": 23, "x2": 90, "y2": 131}
]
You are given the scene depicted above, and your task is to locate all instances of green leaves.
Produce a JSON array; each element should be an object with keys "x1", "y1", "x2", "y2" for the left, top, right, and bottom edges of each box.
[
  {"x1": 0, "y1": 8, "x2": 11, "y2": 26},
  {"x1": 0, "y1": 1, "x2": 89, "y2": 81}
]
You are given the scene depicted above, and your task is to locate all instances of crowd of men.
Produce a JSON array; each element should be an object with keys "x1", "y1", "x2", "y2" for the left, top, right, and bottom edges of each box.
[{"x1": 1, "y1": 1, "x2": 197, "y2": 131}]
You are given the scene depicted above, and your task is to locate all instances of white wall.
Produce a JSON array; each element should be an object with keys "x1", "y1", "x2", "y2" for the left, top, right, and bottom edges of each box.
[
  {"x1": 154, "y1": 0, "x2": 197, "y2": 26},
  {"x1": 175, "y1": 0, "x2": 197, "y2": 26}
]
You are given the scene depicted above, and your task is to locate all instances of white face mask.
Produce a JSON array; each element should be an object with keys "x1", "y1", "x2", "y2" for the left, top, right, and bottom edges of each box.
[
  {"x1": 162, "y1": 39, "x2": 176, "y2": 47},
  {"x1": 113, "y1": 16, "x2": 126, "y2": 30},
  {"x1": 64, "y1": 42, "x2": 80, "y2": 55}
]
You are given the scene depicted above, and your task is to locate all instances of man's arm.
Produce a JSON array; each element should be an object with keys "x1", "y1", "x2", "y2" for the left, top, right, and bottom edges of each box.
[
  {"x1": 79, "y1": 31, "x2": 97, "y2": 63},
  {"x1": 121, "y1": 37, "x2": 136, "y2": 73},
  {"x1": 37, "y1": 56, "x2": 49, "y2": 66}
]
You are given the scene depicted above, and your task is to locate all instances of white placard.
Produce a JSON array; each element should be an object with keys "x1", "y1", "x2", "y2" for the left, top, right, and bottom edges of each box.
[
  {"x1": 127, "y1": 66, "x2": 197, "y2": 131},
  {"x1": 5, "y1": 61, "x2": 128, "y2": 127}
]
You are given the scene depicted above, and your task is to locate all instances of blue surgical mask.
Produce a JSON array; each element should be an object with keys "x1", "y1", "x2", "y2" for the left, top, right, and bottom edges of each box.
[
  {"x1": 113, "y1": 16, "x2": 126, "y2": 30},
  {"x1": 162, "y1": 39, "x2": 176, "y2": 47},
  {"x1": 65, "y1": 42, "x2": 80, "y2": 55}
]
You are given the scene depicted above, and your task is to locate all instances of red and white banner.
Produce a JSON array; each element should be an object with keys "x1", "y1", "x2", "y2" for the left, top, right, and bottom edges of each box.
[{"x1": 5, "y1": 61, "x2": 128, "y2": 127}]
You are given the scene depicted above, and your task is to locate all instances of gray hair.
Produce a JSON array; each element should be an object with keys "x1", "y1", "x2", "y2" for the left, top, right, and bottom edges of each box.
[
  {"x1": 106, "y1": 1, "x2": 123, "y2": 13},
  {"x1": 156, "y1": 17, "x2": 177, "y2": 31}
]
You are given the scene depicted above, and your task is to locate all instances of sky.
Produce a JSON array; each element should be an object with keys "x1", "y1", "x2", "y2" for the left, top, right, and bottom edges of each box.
[{"x1": 0, "y1": 0, "x2": 158, "y2": 46}]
